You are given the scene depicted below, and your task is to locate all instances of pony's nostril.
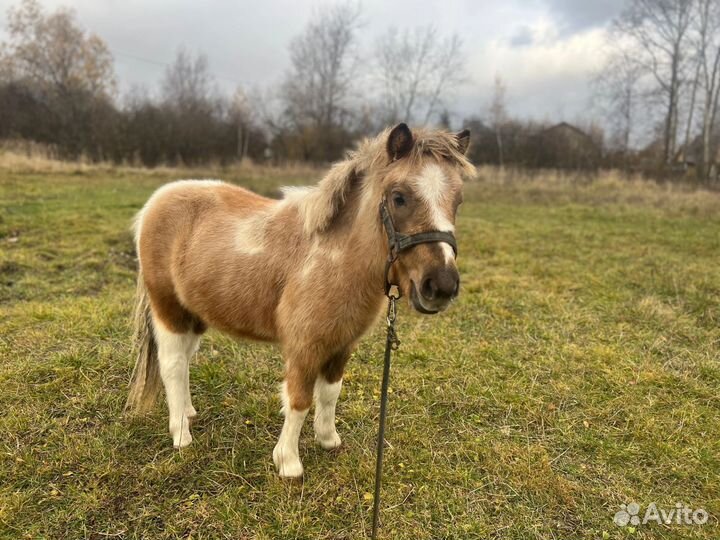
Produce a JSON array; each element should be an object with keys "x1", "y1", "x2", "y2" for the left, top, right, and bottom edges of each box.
[
  {"x1": 420, "y1": 270, "x2": 459, "y2": 303},
  {"x1": 434, "y1": 271, "x2": 458, "y2": 300},
  {"x1": 421, "y1": 277, "x2": 437, "y2": 301}
]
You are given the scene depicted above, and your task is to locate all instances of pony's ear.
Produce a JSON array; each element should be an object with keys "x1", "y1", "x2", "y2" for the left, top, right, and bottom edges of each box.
[
  {"x1": 456, "y1": 129, "x2": 471, "y2": 155},
  {"x1": 387, "y1": 123, "x2": 414, "y2": 161}
]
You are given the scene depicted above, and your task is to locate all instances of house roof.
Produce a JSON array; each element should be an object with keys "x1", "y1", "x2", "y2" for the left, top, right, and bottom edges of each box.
[{"x1": 542, "y1": 122, "x2": 592, "y2": 140}]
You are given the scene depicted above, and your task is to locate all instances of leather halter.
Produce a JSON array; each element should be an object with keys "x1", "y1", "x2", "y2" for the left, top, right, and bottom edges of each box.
[{"x1": 379, "y1": 197, "x2": 458, "y2": 297}]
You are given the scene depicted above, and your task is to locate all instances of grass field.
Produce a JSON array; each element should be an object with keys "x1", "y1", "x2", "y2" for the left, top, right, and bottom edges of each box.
[{"x1": 1, "y1": 158, "x2": 719, "y2": 539}]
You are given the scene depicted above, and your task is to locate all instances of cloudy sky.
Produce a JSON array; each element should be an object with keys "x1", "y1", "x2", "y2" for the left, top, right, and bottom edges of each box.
[{"x1": 0, "y1": 0, "x2": 627, "y2": 125}]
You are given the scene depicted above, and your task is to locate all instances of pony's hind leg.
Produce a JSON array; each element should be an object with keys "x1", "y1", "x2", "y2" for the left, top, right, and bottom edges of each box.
[
  {"x1": 183, "y1": 331, "x2": 201, "y2": 420},
  {"x1": 154, "y1": 319, "x2": 200, "y2": 448},
  {"x1": 183, "y1": 365, "x2": 197, "y2": 420}
]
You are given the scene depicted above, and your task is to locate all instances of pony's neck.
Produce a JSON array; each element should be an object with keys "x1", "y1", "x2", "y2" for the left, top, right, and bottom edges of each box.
[{"x1": 337, "y1": 174, "x2": 388, "y2": 298}]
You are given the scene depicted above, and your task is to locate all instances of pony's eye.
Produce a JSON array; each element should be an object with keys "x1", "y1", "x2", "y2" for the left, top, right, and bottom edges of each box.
[{"x1": 393, "y1": 193, "x2": 406, "y2": 207}]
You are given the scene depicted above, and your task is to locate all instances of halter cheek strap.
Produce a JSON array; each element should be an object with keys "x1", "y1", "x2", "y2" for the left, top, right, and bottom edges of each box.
[{"x1": 380, "y1": 198, "x2": 458, "y2": 297}]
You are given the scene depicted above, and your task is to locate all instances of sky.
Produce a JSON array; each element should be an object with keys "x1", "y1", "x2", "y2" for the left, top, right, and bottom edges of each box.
[{"x1": 0, "y1": 0, "x2": 628, "y2": 126}]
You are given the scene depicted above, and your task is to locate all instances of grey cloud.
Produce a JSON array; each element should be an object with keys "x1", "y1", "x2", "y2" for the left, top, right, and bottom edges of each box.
[
  {"x1": 542, "y1": 0, "x2": 626, "y2": 34},
  {"x1": 509, "y1": 25, "x2": 534, "y2": 47}
]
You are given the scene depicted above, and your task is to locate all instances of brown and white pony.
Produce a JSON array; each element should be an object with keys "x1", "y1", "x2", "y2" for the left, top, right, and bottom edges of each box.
[{"x1": 126, "y1": 124, "x2": 476, "y2": 478}]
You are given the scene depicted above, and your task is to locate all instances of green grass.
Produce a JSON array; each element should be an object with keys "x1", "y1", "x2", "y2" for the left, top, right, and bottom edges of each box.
[{"x1": 1, "y1": 164, "x2": 719, "y2": 539}]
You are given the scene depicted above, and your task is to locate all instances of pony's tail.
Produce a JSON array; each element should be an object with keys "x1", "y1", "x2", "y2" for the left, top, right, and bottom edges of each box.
[{"x1": 125, "y1": 270, "x2": 161, "y2": 413}]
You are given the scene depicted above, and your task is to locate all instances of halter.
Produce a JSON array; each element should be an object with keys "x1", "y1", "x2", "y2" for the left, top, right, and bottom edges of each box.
[{"x1": 379, "y1": 197, "x2": 458, "y2": 297}]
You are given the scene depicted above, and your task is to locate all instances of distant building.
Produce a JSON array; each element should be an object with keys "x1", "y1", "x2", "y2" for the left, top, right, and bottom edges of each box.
[
  {"x1": 464, "y1": 118, "x2": 603, "y2": 170},
  {"x1": 675, "y1": 134, "x2": 720, "y2": 179},
  {"x1": 537, "y1": 122, "x2": 602, "y2": 170}
]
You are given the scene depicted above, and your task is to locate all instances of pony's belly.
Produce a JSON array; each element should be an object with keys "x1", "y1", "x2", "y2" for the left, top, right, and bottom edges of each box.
[
  {"x1": 209, "y1": 292, "x2": 280, "y2": 342},
  {"x1": 211, "y1": 320, "x2": 278, "y2": 343},
  {"x1": 176, "y1": 267, "x2": 281, "y2": 342}
]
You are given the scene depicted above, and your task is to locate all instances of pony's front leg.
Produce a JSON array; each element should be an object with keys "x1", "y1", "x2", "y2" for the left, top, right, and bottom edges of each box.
[
  {"x1": 273, "y1": 364, "x2": 315, "y2": 478},
  {"x1": 313, "y1": 376, "x2": 342, "y2": 449},
  {"x1": 313, "y1": 350, "x2": 349, "y2": 450}
]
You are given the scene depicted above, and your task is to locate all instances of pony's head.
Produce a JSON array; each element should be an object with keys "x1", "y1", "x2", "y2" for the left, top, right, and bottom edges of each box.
[
  {"x1": 290, "y1": 123, "x2": 475, "y2": 313},
  {"x1": 379, "y1": 123, "x2": 474, "y2": 314}
]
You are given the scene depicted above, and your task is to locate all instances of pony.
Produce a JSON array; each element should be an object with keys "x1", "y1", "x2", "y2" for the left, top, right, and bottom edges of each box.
[{"x1": 125, "y1": 123, "x2": 476, "y2": 478}]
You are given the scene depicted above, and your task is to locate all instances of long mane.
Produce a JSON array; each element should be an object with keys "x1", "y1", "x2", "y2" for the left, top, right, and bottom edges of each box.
[{"x1": 283, "y1": 127, "x2": 477, "y2": 235}]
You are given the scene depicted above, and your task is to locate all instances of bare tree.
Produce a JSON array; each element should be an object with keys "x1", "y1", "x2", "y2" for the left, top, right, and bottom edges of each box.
[
  {"x1": 682, "y1": 55, "x2": 701, "y2": 155},
  {"x1": 0, "y1": 0, "x2": 116, "y2": 156},
  {"x1": 488, "y1": 74, "x2": 508, "y2": 167},
  {"x1": 231, "y1": 87, "x2": 257, "y2": 160},
  {"x1": 374, "y1": 26, "x2": 466, "y2": 125},
  {"x1": 614, "y1": 0, "x2": 694, "y2": 164},
  {"x1": 159, "y1": 49, "x2": 225, "y2": 164},
  {"x1": 594, "y1": 47, "x2": 643, "y2": 154},
  {"x1": 281, "y1": 2, "x2": 362, "y2": 132},
  {"x1": 2, "y1": 0, "x2": 116, "y2": 99},
  {"x1": 693, "y1": 0, "x2": 720, "y2": 180},
  {"x1": 161, "y1": 49, "x2": 216, "y2": 114}
]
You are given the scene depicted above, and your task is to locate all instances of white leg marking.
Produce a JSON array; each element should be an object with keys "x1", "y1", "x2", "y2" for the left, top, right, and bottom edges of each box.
[
  {"x1": 154, "y1": 321, "x2": 197, "y2": 448},
  {"x1": 314, "y1": 377, "x2": 342, "y2": 450},
  {"x1": 273, "y1": 382, "x2": 309, "y2": 478},
  {"x1": 183, "y1": 334, "x2": 200, "y2": 419}
]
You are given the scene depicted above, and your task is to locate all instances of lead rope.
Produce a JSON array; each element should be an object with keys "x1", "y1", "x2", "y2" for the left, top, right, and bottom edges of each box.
[
  {"x1": 370, "y1": 197, "x2": 457, "y2": 538},
  {"x1": 371, "y1": 290, "x2": 400, "y2": 539}
]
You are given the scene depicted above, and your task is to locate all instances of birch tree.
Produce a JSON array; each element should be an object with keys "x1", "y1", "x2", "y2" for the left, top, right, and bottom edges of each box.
[
  {"x1": 614, "y1": 0, "x2": 694, "y2": 164},
  {"x1": 488, "y1": 75, "x2": 508, "y2": 167},
  {"x1": 694, "y1": 0, "x2": 720, "y2": 180}
]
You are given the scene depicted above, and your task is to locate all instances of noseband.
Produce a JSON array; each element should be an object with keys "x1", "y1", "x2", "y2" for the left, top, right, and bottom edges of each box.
[{"x1": 379, "y1": 197, "x2": 458, "y2": 297}]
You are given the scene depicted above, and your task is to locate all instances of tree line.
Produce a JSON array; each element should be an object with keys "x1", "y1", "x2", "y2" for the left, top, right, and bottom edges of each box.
[
  {"x1": 0, "y1": 0, "x2": 469, "y2": 166},
  {"x1": 597, "y1": 0, "x2": 720, "y2": 182},
  {"x1": 474, "y1": 0, "x2": 720, "y2": 182},
  {"x1": 2, "y1": 0, "x2": 720, "y2": 182}
]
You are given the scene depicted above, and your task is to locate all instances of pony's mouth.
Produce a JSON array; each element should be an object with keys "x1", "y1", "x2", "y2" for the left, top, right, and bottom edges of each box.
[{"x1": 410, "y1": 281, "x2": 441, "y2": 315}]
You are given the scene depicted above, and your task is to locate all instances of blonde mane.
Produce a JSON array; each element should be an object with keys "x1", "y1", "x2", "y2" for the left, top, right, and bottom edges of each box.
[{"x1": 285, "y1": 127, "x2": 477, "y2": 235}]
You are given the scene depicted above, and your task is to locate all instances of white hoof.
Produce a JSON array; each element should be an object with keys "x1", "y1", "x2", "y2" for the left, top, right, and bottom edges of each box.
[
  {"x1": 173, "y1": 434, "x2": 193, "y2": 448},
  {"x1": 273, "y1": 445, "x2": 304, "y2": 478},
  {"x1": 316, "y1": 430, "x2": 342, "y2": 450},
  {"x1": 171, "y1": 421, "x2": 193, "y2": 448}
]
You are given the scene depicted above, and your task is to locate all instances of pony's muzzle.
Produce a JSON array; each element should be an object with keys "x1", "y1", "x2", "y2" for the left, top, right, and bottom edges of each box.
[{"x1": 411, "y1": 266, "x2": 459, "y2": 314}]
